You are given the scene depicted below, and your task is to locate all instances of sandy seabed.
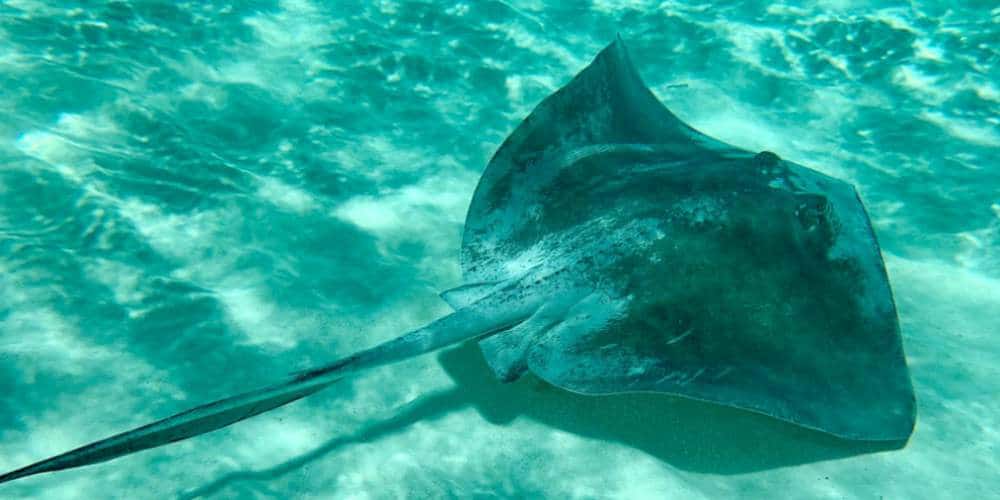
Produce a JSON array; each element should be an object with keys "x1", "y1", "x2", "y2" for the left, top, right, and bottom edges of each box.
[{"x1": 1, "y1": 1, "x2": 997, "y2": 498}]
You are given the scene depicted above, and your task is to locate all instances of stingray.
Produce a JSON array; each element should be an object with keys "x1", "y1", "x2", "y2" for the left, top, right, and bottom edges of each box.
[{"x1": 0, "y1": 37, "x2": 915, "y2": 485}]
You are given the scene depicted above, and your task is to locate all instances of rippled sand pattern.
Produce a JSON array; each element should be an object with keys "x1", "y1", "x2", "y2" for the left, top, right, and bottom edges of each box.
[{"x1": 0, "y1": 1, "x2": 997, "y2": 498}]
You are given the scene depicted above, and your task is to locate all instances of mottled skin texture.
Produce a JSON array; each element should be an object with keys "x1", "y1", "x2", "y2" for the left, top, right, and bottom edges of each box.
[{"x1": 462, "y1": 38, "x2": 915, "y2": 440}]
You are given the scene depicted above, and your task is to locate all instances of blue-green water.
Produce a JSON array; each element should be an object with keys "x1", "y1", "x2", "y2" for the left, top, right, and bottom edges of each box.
[{"x1": 1, "y1": 1, "x2": 997, "y2": 498}]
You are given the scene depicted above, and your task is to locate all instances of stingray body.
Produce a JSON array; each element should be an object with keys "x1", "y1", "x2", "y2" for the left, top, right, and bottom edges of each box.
[{"x1": 0, "y1": 37, "x2": 915, "y2": 486}]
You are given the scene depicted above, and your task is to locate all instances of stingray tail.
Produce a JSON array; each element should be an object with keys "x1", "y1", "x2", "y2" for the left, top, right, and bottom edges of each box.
[
  {"x1": 0, "y1": 375, "x2": 335, "y2": 485},
  {"x1": 0, "y1": 299, "x2": 529, "y2": 485}
]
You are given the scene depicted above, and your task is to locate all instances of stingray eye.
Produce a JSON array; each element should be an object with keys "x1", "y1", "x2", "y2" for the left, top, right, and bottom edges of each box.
[{"x1": 752, "y1": 150, "x2": 782, "y2": 168}]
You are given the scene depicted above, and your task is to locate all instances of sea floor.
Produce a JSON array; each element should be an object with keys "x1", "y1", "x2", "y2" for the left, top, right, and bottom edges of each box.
[{"x1": 0, "y1": 1, "x2": 997, "y2": 498}]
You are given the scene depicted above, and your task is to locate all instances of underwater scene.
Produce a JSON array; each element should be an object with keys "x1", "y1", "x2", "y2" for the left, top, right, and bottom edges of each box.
[{"x1": 0, "y1": 1, "x2": 997, "y2": 498}]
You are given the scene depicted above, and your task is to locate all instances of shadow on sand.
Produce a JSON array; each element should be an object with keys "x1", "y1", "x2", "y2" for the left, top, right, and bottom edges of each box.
[{"x1": 180, "y1": 341, "x2": 905, "y2": 498}]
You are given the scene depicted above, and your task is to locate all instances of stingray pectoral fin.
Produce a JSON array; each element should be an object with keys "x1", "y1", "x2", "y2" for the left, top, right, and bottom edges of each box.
[{"x1": 0, "y1": 296, "x2": 533, "y2": 485}]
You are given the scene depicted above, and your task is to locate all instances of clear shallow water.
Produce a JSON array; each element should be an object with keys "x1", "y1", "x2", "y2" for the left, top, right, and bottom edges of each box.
[{"x1": 0, "y1": 1, "x2": 997, "y2": 498}]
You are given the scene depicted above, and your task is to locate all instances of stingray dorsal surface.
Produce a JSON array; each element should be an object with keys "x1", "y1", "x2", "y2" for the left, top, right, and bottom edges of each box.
[{"x1": 460, "y1": 37, "x2": 916, "y2": 441}]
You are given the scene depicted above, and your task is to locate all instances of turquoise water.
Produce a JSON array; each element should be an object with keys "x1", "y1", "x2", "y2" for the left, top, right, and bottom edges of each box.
[{"x1": 1, "y1": 1, "x2": 997, "y2": 498}]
